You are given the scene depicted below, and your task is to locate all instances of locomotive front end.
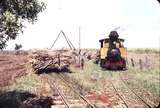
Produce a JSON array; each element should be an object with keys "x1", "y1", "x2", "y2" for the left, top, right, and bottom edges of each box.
[{"x1": 99, "y1": 31, "x2": 127, "y2": 70}]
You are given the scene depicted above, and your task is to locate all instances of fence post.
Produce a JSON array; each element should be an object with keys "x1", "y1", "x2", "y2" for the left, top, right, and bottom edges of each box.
[
  {"x1": 81, "y1": 57, "x2": 84, "y2": 69},
  {"x1": 139, "y1": 59, "x2": 143, "y2": 70},
  {"x1": 131, "y1": 58, "x2": 135, "y2": 67},
  {"x1": 145, "y1": 56, "x2": 150, "y2": 69}
]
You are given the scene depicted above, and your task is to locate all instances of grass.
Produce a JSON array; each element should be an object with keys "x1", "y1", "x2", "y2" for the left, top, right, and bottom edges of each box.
[
  {"x1": 69, "y1": 61, "x2": 113, "y2": 92},
  {"x1": 128, "y1": 48, "x2": 160, "y2": 54},
  {"x1": 0, "y1": 49, "x2": 159, "y2": 107},
  {"x1": 68, "y1": 56, "x2": 160, "y2": 106},
  {"x1": 121, "y1": 67, "x2": 160, "y2": 100},
  {"x1": 0, "y1": 69, "x2": 41, "y2": 108},
  {"x1": 5, "y1": 73, "x2": 40, "y2": 92}
]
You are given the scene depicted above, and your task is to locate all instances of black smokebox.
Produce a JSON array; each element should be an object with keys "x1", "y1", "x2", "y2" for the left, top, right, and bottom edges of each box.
[{"x1": 109, "y1": 31, "x2": 119, "y2": 42}]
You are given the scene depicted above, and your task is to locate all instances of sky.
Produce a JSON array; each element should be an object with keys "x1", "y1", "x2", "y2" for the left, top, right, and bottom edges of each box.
[{"x1": 7, "y1": 0, "x2": 160, "y2": 50}]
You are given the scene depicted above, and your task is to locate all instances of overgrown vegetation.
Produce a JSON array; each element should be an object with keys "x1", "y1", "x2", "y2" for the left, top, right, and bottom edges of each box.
[
  {"x1": 69, "y1": 52, "x2": 160, "y2": 106},
  {"x1": 2, "y1": 73, "x2": 40, "y2": 93},
  {"x1": 69, "y1": 61, "x2": 110, "y2": 92},
  {"x1": 0, "y1": 73, "x2": 40, "y2": 108},
  {"x1": 0, "y1": 0, "x2": 46, "y2": 49},
  {"x1": 128, "y1": 48, "x2": 159, "y2": 54},
  {"x1": 121, "y1": 67, "x2": 160, "y2": 103},
  {"x1": 0, "y1": 50, "x2": 159, "y2": 107}
]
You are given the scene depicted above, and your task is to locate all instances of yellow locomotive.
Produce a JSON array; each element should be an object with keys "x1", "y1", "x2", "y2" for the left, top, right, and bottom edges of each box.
[{"x1": 99, "y1": 31, "x2": 127, "y2": 70}]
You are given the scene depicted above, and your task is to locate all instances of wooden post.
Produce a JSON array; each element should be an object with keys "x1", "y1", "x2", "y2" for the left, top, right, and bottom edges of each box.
[
  {"x1": 58, "y1": 54, "x2": 60, "y2": 67},
  {"x1": 139, "y1": 59, "x2": 143, "y2": 70},
  {"x1": 145, "y1": 56, "x2": 150, "y2": 69},
  {"x1": 131, "y1": 58, "x2": 135, "y2": 67},
  {"x1": 81, "y1": 57, "x2": 84, "y2": 69}
]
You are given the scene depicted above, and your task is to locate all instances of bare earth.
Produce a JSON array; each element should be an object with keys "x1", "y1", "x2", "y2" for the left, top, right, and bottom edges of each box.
[
  {"x1": 0, "y1": 50, "x2": 159, "y2": 108},
  {"x1": 0, "y1": 52, "x2": 28, "y2": 87}
]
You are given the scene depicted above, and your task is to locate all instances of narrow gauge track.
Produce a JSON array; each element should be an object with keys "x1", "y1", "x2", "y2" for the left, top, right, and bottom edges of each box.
[
  {"x1": 109, "y1": 79, "x2": 129, "y2": 108},
  {"x1": 93, "y1": 67, "x2": 130, "y2": 108},
  {"x1": 108, "y1": 71, "x2": 153, "y2": 108},
  {"x1": 43, "y1": 73, "x2": 95, "y2": 108},
  {"x1": 119, "y1": 72, "x2": 156, "y2": 108},
  {"x1": 57, "y1": 73, "x2": 96, "y2": 108},
  {"x1": 106, "y1": 72, "x2": 129, "y2": 108},
  {"x1": 42, "y1": 74, "x2": 70, "y2": 108}
]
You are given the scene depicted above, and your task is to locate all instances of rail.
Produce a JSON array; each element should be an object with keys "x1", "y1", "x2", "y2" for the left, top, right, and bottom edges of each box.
[
  {"x1": 57, "y1": 73, "x2": 95, "y2": 108},
  {"x1": 119, "y1": 72, "x2": 156, "y2": 108},
  {"x1": 42, "y1": 75, "x2": 70, "y2": 108},
  {"x1": 107, "y1": 72, "x2": 129, "y2": 108}
]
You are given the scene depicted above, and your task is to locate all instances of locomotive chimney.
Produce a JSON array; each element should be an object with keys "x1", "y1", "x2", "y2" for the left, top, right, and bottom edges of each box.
[{"x1": 109, "y1": 31, "x2": 119, "y2": 42}]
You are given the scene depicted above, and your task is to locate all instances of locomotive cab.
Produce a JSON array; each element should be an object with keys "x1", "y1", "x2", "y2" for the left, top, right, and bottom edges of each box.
[{"x1": 99, "y1": 31, "x2": 127, "y2": 70}]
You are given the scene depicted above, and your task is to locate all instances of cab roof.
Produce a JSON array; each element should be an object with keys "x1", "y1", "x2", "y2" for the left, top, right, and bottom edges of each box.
[{"x1": 99, "y1": 38, "x2": 124, "y2": 43}]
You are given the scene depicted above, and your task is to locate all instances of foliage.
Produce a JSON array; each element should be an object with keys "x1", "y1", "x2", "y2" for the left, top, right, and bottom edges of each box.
[
  {"x1": 0, "y1": 0, "x2": 46, "y2": 49},
  {"x1": 15, "y1": 43, "x2": 22, "y2": 50},
  {"x1": 2, "y1": 73, "x2": 41, "y2": 93}
]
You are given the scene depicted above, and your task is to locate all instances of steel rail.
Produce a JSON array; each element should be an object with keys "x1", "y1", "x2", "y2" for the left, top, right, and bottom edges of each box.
[
  {"x1": 57, "y1": 73, "x2": 96, "y2": 108},
  {"x1": 119, "y1": 72, "x2": 155, "y2": 108},
  {"x1": 43, "y1": 75, "x2": 70, "y2": 108},
  {"x1": 107, "y1": 71, "x2": 129, "y2": 108},
  {"x1": 90, "y1": 66, "x2": 129, "y2": 108}
]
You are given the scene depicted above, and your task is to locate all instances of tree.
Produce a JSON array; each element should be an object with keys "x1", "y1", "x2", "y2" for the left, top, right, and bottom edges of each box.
[
  {"x1": 15, "y1": 43, "x2": 22, "y2": 50},
  {"x1": 0, "y1": 0, "x2": 46, "y2": 50}
]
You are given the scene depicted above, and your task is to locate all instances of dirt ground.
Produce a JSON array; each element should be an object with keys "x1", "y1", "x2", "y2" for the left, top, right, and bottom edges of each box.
[
  {"x1": 0, "y1": 50, "x2": 159, "y2": 108},
  {"x1": 0, "y1": 52, "x2": 28, "y2": 87}
]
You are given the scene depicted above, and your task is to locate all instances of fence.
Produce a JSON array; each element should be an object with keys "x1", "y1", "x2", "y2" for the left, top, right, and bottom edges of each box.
[{"x1": 126, "y1": 57, "x2": 153, "y2": 70}]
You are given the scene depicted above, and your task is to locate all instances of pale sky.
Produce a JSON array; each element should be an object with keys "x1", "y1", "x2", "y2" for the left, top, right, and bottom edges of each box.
[{"x1": 7, "y1": 0, "x2": 160, "y2": 50}]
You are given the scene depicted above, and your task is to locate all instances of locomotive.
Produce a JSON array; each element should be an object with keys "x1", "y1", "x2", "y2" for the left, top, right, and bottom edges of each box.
[{"x1": 99, "y1": 31, "x2": 127, "y2": 70}]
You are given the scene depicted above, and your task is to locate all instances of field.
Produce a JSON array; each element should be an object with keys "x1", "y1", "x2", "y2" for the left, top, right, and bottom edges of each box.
[
  {"x1": 0, "y1": 49, "x2": 159, "y2": 108},
  {"x1": 0, "y1": 51, "x2": 28, "y2": 87}
]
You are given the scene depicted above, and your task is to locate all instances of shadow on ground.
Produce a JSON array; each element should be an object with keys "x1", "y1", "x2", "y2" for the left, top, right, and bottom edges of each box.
[
  {"x1": 0, "y1": 90, "x2": 35, "y2": 108},
  {"x1": 0, "y1": 90, "x2": 53, "y2": 108},
  {"x1": 101, "y1": 68, "x2": 128, "y2": 72},
  {"x1": 36, "y1": 67, "x2": 71, "y2": 74}
]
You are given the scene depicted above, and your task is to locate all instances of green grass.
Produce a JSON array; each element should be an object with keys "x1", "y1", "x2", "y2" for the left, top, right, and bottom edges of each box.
[
  {"x1": 69, "y1": 61, "x2": 114, "y2": 92},
  {"x1": 0, "y1": 71, "x2": 41, "y2": 108},
  {"x1": 70, "y1": 61, "x2": 128, "y2": 91},
  {"x1": 0, "y1": 49, "x2": 159, "y2": 107},
  {"x1": 128, "y1": 48, "x2": 160, "y2": 54},
  {"x1": 2, "y1": 73, "x2": 41, "y2": 93},
  {"x1": 69, "y1": 59, "x2": 160, "y2": 105},
  {"x1": 122, "y1": 67, "x2": 160, "y2": 97}
]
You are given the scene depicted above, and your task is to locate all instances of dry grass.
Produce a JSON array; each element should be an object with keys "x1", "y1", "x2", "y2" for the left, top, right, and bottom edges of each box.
[
  {"x1": 68, "y1": 51, "x2": 160, "y2": 107},
  {"x1": 0, "y1": 49, "x2": 159, "y2": 107},
  {"x1": 128, "y1": 48, "x2": 159, "y2": 54}
]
